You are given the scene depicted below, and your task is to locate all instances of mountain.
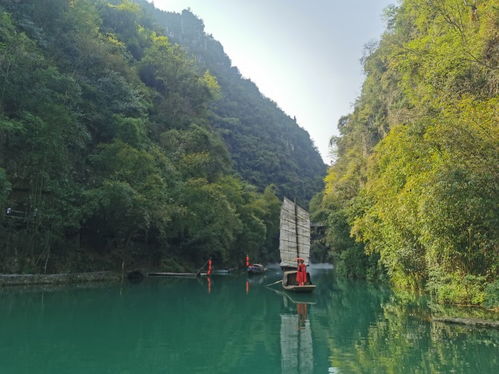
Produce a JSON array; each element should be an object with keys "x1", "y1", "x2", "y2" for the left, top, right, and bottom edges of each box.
[{"x1": 138, "y1": 2, "x2": 326, "y2": 204}]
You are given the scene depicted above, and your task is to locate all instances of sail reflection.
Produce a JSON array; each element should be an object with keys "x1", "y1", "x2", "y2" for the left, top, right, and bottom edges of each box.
[{"x1": 280, "y1": 297, "x2": 314, "y2": 374}]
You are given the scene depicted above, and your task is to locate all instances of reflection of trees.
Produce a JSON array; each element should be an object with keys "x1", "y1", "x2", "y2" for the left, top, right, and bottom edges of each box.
[
  {"x1": 313, "y1": 276, "x2": 391, "y2": 347},
  {"x1": 321, "y1": 281, "x2": 499, "y2": 373},
  {"x1": 2, "y1": 273, "x2": 497, "y2": 373}
]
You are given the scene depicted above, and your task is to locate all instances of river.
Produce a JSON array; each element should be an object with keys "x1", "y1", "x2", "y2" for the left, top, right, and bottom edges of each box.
[{"x1": 0, "y1": 265, "x2": 497, "y2": 373}]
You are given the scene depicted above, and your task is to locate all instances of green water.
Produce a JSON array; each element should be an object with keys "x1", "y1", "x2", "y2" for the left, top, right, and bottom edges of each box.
[{"x1": 1, "y1": 266, "x2": 498, "y2": 373}]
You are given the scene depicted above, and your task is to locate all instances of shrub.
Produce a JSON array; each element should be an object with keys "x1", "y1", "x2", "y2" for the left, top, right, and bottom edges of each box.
[{"x1": 483, "y1": 280, "x2": 499, "y2": 309}]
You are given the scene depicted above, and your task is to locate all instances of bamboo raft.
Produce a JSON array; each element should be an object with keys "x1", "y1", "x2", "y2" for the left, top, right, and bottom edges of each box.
[{"x1": 148, "y1": 272, "x2": 206, "y2": 278}]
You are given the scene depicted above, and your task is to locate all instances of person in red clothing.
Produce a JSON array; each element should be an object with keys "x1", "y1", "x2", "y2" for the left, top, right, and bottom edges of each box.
[
  {"x1": 297, "y1": 303, "x2": 308, "y2": 328},
  {"x1": 296, "y1": 258, "x2": 307, "y2": 286},
  {"x1": 207, "y1": 258, "x2": 213, "y2": 276}
]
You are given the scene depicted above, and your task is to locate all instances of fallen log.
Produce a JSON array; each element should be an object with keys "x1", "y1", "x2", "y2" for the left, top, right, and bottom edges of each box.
[{"x1": 432, "y1": 316, "x2": 499, "y2": 329}]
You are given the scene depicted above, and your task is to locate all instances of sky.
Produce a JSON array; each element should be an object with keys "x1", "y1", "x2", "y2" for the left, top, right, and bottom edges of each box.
[{"x1": 150, "y1": 0, "x2": 394, "y2": 162}]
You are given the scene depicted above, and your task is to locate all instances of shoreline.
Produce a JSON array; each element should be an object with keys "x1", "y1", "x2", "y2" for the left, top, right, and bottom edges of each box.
[{"x1": 0, "y1": 271, "x2": 121, "y2": 287}]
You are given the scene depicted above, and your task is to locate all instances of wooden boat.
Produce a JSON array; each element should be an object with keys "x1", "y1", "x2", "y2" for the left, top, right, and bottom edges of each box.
[
  {"x1": 267, "y1": 285, "x2": 316, "y2": 304},
  {"x1": 279, "y1": 198, "x2": 315, "y2": 293},
  {"x1": 282, "y1": 271, "x2": 316, "y2": 292},
  {"x1": 247, "y1": 263, "x2": 266, "y2": 274}
]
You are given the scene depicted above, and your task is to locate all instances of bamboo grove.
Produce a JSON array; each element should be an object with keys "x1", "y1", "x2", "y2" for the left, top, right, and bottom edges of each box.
[{"x1": 316, "y1": 0, "x2": 498, "y2": 306}]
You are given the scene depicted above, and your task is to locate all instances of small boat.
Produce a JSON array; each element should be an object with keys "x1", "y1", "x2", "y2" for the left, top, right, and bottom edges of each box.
[
  {"x1": 282, "y1": 270, "x2": 316, "y2": 292},
  {"x1": 279, "y1": 198, "x2": 315, "y2": 293},
  {"x1": 247, "y1": 263, "x2": 266, "y2": 274}
]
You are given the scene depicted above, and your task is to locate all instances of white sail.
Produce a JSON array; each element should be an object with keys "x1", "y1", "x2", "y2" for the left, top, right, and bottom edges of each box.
[{"x1": 279, "y1": 197, "x2": 311, "y2": 268}]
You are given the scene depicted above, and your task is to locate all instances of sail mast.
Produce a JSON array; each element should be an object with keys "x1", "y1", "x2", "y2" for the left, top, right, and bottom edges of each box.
[{"x1": 294, "y1": 199, "x2": 299, "y2": 259}]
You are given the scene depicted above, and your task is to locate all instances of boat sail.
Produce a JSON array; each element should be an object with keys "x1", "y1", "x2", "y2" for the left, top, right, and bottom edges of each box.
[
  {"x1": 279, "y1": 198, "x2": 311, "y2": 269},
  {"x1": 279, "y1": 198, "x2": 316, "y2": 292}
]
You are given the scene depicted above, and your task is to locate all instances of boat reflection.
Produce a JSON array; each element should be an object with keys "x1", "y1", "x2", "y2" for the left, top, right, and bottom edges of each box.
[
  {"x1": 207, "y1": 276, "x2": 212, "y2": 294},
  {"x1": 280, "y1": 295, "x2": 315, "y2": 374}
]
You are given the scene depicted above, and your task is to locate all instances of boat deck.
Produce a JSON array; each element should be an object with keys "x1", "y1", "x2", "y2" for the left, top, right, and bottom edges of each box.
[{"x1": 282, "y1": 271, "x2": 316, "y2": 293}]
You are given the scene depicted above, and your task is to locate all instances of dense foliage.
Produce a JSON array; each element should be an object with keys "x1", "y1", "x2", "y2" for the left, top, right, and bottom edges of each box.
[
  {"x1": 138, "y1": 2, "x2": 326, "y2": 204},
  {"x1": 0, "y1": 0, "x2": 316, "y2": 273},
  {"x1": 319, "y1": 0, "x2": 498, "y2": 306}
]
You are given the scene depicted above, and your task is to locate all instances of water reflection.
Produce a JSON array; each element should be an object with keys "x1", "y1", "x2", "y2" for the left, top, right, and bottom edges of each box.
[
  {"x1": 280, "y1": 295, "x2": 315, "y2": 374},
  {"x1": 207, "y1": 275, "x2": 212, "y2": 294},
  {"x1": 0, "y1": 267, "x2": 497, "y2": 374},
  {"x1": 317, "y1": 276, "x2": 499, "y2": 374}
]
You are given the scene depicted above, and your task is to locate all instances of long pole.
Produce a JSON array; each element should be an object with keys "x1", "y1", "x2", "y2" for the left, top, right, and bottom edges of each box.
[
  {"x1": 195, "y1": 260, "x2": 209, "y2": 277},
  {"x1": 294, "y1": 199, "x2": 300, "y2": 260}
]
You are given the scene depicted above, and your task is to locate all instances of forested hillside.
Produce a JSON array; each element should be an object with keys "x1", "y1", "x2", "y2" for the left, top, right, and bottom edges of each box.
[
  {"x1": 137, "y1": 2, "x2": 326, "y2": 204},
  {"x1": 317, "y1": 0, "x2": 498, "y2": 306},
  {"x1": 0, "y1": 0, "x2": 324, "y2": 273}
]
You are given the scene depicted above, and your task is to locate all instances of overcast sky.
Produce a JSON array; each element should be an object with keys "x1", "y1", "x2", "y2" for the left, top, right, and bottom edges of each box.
[{"x1": 150, "y1": 0, "x2": 394, "y2": 162}]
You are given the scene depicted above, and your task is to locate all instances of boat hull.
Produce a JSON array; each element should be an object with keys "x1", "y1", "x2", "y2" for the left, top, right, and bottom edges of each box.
[
  {"x1": 248, "y1": 264, "x2": 266, "y2": 275},
  {"x1": 282, "y1": 284, "x2": 316, "y2": 292},
  {"x1": 282, "y1": 271, "x2": 315, "y2": 293}
]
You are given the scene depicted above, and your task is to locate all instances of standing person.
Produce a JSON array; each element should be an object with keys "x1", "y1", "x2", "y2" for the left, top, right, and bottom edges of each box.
[
  {"x1": 207, "y1": 258, "x2": 213, "y2": 276},
  {"x1": 296, "y1": 258, "x2": 307, "y2": 286}
]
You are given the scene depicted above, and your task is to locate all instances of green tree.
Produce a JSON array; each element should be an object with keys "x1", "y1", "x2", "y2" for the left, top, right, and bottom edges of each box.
[{"x1": 321, "y1": 0, "x2": 498, "y2": 305}]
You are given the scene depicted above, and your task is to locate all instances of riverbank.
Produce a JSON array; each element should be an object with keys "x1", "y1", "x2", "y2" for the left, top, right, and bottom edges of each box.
[{"x1": 0, "y1": 271, "x2": 121, "y2": 287}]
